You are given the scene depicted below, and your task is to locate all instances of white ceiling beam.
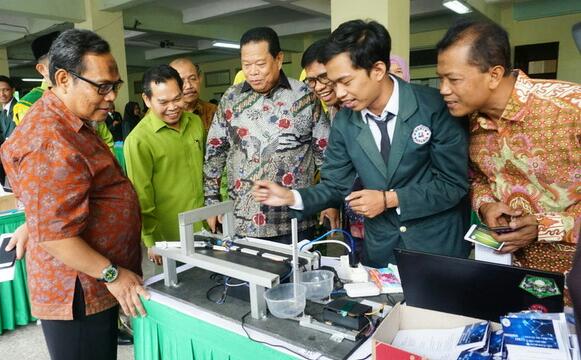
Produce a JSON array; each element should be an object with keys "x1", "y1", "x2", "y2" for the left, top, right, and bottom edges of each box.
[
  {"x1": 98, "y1": 0, "x2": 156, "y2": 11},
  {"x1": 144, "y1": 47, "x2": 191, "y2": 61},
  {"x1": 182, "y1": 0, "x2": 270, "y2": 23},
  {"x1": 0, "y1": 0, "x2": 85, "y2": 22},
  {"x1": 278, "y1": 0, "x2": 330, "y2": 16},
  {"x1": 271, "y1": 18, "x2": 330, "y2": 36},
  {"x1": 0, "y1": 15, "x2": 64, "y2": 46}
]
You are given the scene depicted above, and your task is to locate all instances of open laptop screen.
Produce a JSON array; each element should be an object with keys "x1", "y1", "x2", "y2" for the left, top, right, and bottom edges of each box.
[{"x1": 394, "y1": 248, "x2": 564, "y2": 322}]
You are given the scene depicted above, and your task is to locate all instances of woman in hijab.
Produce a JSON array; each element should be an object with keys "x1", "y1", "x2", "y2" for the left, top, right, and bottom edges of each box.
[
  {"x1": 122, "y1": 101, "x2": 142, "y2": 141},
  {"x1": 389, "y1": 55, "x2": 410, "y2": 82}
]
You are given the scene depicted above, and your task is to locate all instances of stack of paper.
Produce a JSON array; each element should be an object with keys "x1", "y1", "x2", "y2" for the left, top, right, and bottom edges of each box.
[
  {"x1": 501, "y1": 312, "x2": 573, "y2": 360},
  {"x1": 391, "y1": 321, "x2": 490, "y2": 360}
]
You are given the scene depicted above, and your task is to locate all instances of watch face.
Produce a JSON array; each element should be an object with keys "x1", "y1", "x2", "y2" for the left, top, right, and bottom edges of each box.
[{"x1": 103, "y1": 266, "x2": 118, "y2": 282}]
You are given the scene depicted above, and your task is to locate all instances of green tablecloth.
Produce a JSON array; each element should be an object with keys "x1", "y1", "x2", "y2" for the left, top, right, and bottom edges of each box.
[
  {"x1": 133, "y1": 298, "x2": 294, "y2": 360},
  {"x1": 0, "y1": 211, "x2": 35, "y2": 334}
]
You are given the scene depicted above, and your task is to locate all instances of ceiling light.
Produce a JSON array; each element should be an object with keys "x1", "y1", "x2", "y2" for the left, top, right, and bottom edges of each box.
[
  {"x1": 443, "y1": 0, "x2": 472, "y2": 14},
  {"x1": 22, "y1": 78, "x2": 43, "y2": 82},
  {"x1": 212, "y1": 41, "x2": 240, "y2": 50}
]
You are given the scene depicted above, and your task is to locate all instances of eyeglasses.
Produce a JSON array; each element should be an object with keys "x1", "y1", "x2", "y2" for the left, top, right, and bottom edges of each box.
[
  {"x1": 67, "y1": 70, "x2": 124, "y2": 95},
  {"x1": 303, "y1": 73, "x2": 333, "y2": 89}
]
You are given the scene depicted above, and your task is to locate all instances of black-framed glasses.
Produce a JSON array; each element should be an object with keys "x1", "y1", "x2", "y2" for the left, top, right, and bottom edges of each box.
[
  {"x1": 303, "y1": 73, "x2": 333, "y2": 89},
  {"x1": 67, "y1": 70, "x2": 124, "y2": 95}
]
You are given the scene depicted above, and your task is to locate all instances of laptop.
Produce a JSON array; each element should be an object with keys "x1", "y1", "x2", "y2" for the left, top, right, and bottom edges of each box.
[{"x1": 394, "y1": 248, "x2": 564, "y2": 322}]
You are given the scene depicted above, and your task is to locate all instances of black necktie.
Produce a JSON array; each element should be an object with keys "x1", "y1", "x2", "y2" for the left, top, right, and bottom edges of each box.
[{"x1": 368, "y1": 112, "x2": 395, "y2": 164}]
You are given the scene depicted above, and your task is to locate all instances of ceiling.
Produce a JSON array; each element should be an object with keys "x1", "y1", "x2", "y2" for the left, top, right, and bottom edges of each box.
[{"x1": 0, "y1": 0, "x2": 552, "y2": 78}]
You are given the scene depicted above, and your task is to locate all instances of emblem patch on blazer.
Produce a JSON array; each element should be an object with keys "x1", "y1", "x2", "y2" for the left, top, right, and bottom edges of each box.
[{"x1": 411, "y1": 125, "x2": 431, "y2": 144}]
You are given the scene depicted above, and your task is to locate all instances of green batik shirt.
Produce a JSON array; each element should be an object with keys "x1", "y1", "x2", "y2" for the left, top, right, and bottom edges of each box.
[{"x1": 124, "y1": 110, "x2": 206, "y2": 247}]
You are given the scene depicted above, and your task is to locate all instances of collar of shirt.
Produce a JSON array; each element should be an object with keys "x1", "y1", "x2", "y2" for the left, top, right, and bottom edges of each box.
[
  {"x1": 470, "y1": 70, "x2": 527, "y2": 133},
  {"x1": 148, "y1": 110, "x2": 189, "y2": 133},
  {"x1": 361, "y1": 75, "x2": 400, "y2": 123},
  {"x1": 240, "y1": 70, "x2": 292, "y2": 97},
  {"x1": 2, "y1": 97, "x2": 15, "y2": 112},
  {"x1": 45, "y1": 90, "x2": 86, "y2": 133}
]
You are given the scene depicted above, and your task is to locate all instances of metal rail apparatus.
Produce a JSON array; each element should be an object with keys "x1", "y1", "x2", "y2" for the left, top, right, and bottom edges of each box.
[{"x1": 153, "y1": 201, "x2": 319, "y2": 320}]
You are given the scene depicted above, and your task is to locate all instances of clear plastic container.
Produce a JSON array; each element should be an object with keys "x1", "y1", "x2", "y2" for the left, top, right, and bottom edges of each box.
[
  {"x1": 264, "y1": 283, "x2": 306, "y2": 319},
  {"x1": 300, "y1": 270, "x2": 334, "y2": 300}
]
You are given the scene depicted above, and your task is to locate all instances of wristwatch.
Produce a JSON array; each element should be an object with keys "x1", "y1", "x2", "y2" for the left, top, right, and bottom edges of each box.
[{"x1": 97, "y1": 263, "x2": 119, "y2": 283}]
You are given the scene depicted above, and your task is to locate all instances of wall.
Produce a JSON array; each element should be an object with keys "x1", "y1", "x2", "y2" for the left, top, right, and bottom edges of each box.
[
  {"x1": 409, "y1": 7, "x2": 581, "y2": 84},
  {"x1": 196, "y1": 51, "x2": 305, "y2": 102},
  {"x1": 500, "y1": 6, "x2": 580, "y2": 83}
]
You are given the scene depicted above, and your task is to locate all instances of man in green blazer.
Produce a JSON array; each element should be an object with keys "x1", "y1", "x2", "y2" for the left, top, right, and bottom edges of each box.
[{"x1": 254, "y1": 20, "x2": 470, "y2": 267}]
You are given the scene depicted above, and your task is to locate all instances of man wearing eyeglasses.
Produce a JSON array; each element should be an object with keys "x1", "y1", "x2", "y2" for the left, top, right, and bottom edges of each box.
[
  {"x1": 253, "y1": 20, "x2": 470, "y2": 267},
  {"x1": 1, "y1": 29, "x2": 147, "y2": 360},
  {"x1": 12, "y1": 31, "x2": 115, "y2": 153},
  {"x1": 301, "y1": 39, "x2": 341, "y2": 122}
]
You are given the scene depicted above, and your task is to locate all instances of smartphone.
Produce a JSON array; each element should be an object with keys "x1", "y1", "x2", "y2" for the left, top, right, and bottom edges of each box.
[
  {"x1": 464, "y1": 224, "x2": 504, "y2": 251},
  {"x1": 0, "y1": 235, "x2": 16, "y2": 269},
  {"x1": 487, "y1": 226, "x2": 515, "y2": 234}
]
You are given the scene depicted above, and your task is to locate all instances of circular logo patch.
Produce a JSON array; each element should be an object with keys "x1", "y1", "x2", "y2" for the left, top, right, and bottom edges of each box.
[{"x1": 411, "y1": 125, "x2": 431, "y2": 144}]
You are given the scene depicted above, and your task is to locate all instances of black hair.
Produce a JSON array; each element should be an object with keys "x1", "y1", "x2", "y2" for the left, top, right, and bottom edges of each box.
[
  {"x1": 124, "y1": 101, "x2": 139, "y2": 117},
  {"x1": 240, "y1": 27, "x2": 281, "y2": 58},
  {"x1": 142, "y1": 64, "x2": 183, "y2": 98},
  {"x1": 436, "y1": 20, "x2": 512, "y2": 75},
  {"x1": 321, "y1": 20, "x2": 390, "y2": 73},
  {"x1": 301, "y1": 39, "x2": 328, "y2": 69},
  {"x1": 0, "y1": 75, "x2": 14, "y2": 89},
  {"x1": 48, "y1": 29, "x2": 111, "y2": 84},
  {"x1": 31, "y1": 31, "x2": 60, "y2": 61}
]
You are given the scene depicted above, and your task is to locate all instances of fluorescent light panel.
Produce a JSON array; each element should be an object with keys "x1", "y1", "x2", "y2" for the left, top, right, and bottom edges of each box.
[
  {"x1": 212, "y1": 41, "x2": 240, "y2": 49},
  {"x1": 443, "y1": 0, "x2": 472, "y2": 14},
  {"x1": 22, "y1": 78, "x2": 43, "y2": 82}
]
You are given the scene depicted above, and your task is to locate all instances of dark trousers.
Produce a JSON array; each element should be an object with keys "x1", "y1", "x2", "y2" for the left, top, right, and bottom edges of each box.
[{"x1": 41, "y1": 278, "x2": 119, "y2": 360}]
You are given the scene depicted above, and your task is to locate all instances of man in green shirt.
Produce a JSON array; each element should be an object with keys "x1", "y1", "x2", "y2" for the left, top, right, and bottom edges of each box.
[{"x1": 124, "y1": 65, "x2": 205, "y2": 265}]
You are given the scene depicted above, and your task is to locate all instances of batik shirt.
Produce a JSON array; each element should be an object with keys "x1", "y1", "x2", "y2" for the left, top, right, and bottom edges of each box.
[
  {"x1": 470, "y1": 70, "x2": 580, "y2": 273},
  {"x1": 1, "y1": 90, "x2": 142, "y2": 320},
  {"x1": 204, "y1": 71, "x2": 330, "y2": 237}
]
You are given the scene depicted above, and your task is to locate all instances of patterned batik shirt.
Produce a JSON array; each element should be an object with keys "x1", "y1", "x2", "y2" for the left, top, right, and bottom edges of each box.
[
  {"x1": 204, "y1": 71, "x2": 330, "y2": 238},
  {"x1": 470, "y1": 70, "x2": 580, "y2": 274},
  {"x1": 1, "y1": 91, "x2": 142, "y2": 320}
]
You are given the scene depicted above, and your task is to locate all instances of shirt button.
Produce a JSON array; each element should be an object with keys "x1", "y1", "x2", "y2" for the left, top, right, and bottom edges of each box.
[{"x1": 399, "y1": 226, "x2": 407, "y2": 233}]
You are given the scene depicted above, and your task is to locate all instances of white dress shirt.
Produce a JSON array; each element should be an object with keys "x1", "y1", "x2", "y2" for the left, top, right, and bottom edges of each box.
[{"x1": 291, "y1": 76, "x2": 400, "y2": 211}]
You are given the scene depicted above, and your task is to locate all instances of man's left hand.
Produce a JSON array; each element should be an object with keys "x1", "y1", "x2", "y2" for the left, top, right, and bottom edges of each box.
[
  {"x1": 494, "y1": 215, "x2": 538, "y2": 254},
  {"x1": 319, "y1": 208, "x2": 340, "y2": 229},
  {"x1": 346, "y1": 190, "x2": 389, "y2": 218}
]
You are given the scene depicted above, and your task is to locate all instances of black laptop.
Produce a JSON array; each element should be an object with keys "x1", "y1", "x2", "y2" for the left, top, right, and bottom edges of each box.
[{"x1": 394, "y1": 248, "x2": 564, "y2": 322}]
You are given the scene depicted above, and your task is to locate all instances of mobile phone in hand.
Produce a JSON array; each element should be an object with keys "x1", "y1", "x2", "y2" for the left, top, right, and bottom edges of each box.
[
  {"x1": 487, "y1": 226, "x2": 515, "y2": 234},
  {"x1": 464, "y1": 224, "x2": 504, "y2": 250},
  {"x1": 0, "y1": 235, "x2": 16, "y2": 269}
]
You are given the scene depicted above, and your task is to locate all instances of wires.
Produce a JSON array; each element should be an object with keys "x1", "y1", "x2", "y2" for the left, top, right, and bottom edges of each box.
[
  {"x1": 364, "y1": 304, "x2": 385, "y2": 316},
  {"x1": 301, "y1": 240, "x2": 352, "y2": 253},
  {"x1": 300, "y1": 228, "x2": 355, "y2": 254},
  {"x1": 240, "y1": 311, "x2": 323, "y2": 360}
]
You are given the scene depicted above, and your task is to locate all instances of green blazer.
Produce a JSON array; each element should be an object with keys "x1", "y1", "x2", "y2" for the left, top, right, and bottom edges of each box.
[{"x1": 295, "y1": 78, "x2": 470, "y2": 267}]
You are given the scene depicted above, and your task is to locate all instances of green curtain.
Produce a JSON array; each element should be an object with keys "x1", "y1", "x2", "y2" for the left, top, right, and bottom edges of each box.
[
  {"x1": 0, "y1": 212, "x2": 35, "y2": 334},
  {"x1": 133, "y1": 298, "x2": 295, "y2": 360}
]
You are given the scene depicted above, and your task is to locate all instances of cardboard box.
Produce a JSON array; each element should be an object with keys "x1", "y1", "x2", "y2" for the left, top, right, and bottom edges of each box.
[
  {"x1": 0, "y1": 193, "x2": 16, "y2": 211},
  {"x1": 372, "y1": 302, "x2": 500, "y2": 360}
]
